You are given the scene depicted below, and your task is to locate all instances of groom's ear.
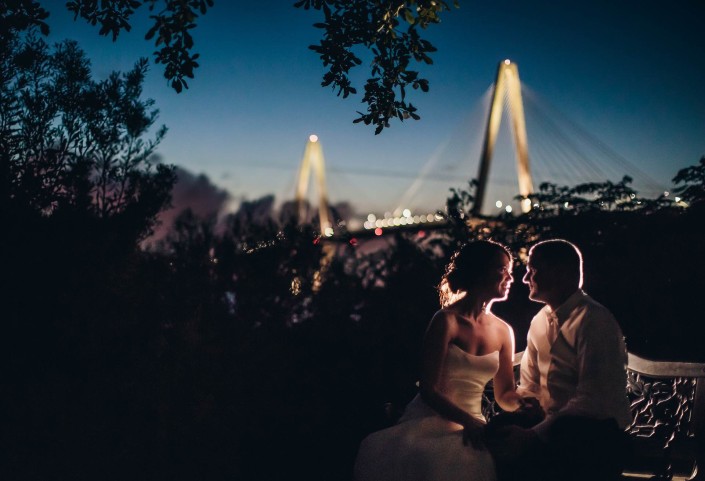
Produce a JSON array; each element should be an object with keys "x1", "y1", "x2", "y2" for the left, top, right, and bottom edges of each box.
[{"x1": 556, "y1": 266, "x2": 580, "y2": 288}]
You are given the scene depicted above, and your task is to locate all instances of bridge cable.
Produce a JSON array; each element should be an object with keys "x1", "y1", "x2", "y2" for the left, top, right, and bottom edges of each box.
[
  {"x1": 523, "y1": 90, "x2": 615, "y2": 183},
  {"x1": 528, "y1": 106, "x2": 605, "y2": 183},
  {"x1": 523, "y1": 86, "x2": 666, "y2": 195}
]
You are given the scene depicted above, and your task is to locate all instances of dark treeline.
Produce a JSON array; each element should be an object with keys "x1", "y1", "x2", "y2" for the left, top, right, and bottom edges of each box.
[{"x1": 3, "y1": 23, "x2": 705, "y2": 481}]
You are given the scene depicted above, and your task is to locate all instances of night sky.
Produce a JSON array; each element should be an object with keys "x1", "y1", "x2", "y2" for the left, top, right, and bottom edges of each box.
[{"x1": 46, "y1": 1, "x2": 705, "y2": 216}]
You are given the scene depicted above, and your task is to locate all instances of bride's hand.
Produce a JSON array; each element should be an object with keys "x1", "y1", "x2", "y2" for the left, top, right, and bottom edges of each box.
[
  {"x1": 462, "y1": 420, "x2": 485, "y2": 449},
  {"x1": 518, "y1": 397, "x2": 545, "y2": 421}
]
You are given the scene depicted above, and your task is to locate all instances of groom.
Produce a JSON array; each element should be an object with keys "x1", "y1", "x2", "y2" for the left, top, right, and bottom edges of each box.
[{"x1": 487, "y1": 239, "x2": 631, "y2": 481}]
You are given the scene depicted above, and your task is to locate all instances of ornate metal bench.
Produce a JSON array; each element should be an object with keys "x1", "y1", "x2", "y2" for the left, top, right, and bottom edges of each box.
[{"x1": 483, "y1": 351, "x2": 705, "y2": 480}]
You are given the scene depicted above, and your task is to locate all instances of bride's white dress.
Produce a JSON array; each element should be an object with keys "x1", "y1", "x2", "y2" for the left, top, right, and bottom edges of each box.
[{"x1": 354, "y1": 345, "x2": 499, "y2": 481}]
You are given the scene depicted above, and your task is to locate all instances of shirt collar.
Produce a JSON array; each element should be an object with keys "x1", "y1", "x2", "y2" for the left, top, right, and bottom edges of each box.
[{"x1": 546, "y1": 289, "x2": 585, "y2": 326}]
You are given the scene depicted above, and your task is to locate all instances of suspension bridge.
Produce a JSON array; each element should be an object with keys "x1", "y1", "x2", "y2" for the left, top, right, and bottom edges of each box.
[{"x1": 290, "y1": 60, "x2": 668, "y2": 237}]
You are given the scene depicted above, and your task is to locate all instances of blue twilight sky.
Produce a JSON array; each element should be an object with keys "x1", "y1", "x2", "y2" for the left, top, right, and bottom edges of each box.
[{"x1": 46, "y1": 1, "x2": 704, "y2": 216}]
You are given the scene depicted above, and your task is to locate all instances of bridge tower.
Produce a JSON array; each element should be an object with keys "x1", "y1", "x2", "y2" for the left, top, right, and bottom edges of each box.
[
  {"x1": 295, "y1": 135, "x2": 333, "y2": 236},
  {"x1": 473, "y1": 60, "x2": 534, "y2": 216}
]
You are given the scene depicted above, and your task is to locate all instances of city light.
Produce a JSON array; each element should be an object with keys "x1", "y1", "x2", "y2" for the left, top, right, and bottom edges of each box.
[
  {"x1": 347, "y1": 218, "x2": 362, "y2": 231},
  {"x1": 496, "y1": 200, "x2": 503, "y2": 208},
  {"x1": 351, "y1": 209, "x2": 457, "y2": 233},
  {"x1": 309, "y1": 134, "x2": 318, "y2": 143},
  {"x1": 521, "y1": 198, "x2": 532, "y2": 213},
  {"x1": 505, "y1": 205, "x2": 513, "y2": 213}
]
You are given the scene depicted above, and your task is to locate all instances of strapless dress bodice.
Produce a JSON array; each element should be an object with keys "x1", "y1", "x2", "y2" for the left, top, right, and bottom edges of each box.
[
  {"x1": 443, "y1": 344, "x2": 499, "y2": 420},
  {"x1": 399, "y1": 344, "x2": 499, "y2": 424}
]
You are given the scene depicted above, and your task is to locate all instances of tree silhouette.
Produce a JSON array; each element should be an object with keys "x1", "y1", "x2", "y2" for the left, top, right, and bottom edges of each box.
[
  {"x1": 672, "y1": 156, "x2": 705, "y2": 206},
  {"x1": 1, "y1": 0, "x2": 213, "y2": 93},
  {"x1": 1, "y1": 30, "x2": 175, "y2": 238},
  {"x1": 2, "y1": 27, "x2": 177, "y2": 478},
  {"x1": 2, "y1": 1, "x2": 457, "y2": 131},
  {"x1": 295, "y1": 0, "x2": 457, "y2": 133}
]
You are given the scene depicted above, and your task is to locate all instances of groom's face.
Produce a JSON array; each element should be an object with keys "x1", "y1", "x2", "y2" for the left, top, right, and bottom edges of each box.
[{"x1": 523, "y1": 253, "x2": 555, "y2": 303}]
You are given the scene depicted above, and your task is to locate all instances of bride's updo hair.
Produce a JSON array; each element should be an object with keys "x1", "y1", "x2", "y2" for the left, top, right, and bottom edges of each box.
[{"x1": 439, "y1": 240, "x2": 511, "y2": 306}]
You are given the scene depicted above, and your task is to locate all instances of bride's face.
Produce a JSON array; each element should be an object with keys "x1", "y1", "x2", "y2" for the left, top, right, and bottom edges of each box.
[{"x1": 482, "y1": 251, "x2": 513, "y2": 302}]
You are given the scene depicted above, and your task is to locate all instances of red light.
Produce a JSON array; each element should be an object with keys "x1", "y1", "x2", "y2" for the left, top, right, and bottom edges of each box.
[
  {"x1": 349, "y1": 238, "x2": 358, "y2": 246},
  {"x1": 313, "y1": 236, "x2": 320, "y2": 245},
  {"x1": 417, "y1": 230, "x2": 426, "y2": 238},
  {"x1": 374, "y1": 227, "x2": 383, "y2": 236}
]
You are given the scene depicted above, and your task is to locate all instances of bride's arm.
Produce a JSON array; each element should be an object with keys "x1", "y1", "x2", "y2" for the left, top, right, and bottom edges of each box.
[
  {"x1": 493, "y1": 321, "x2": 523, "y2": 412},
  {"x1": 419, "y1": 311, "x2": 482, "y2": 429}
]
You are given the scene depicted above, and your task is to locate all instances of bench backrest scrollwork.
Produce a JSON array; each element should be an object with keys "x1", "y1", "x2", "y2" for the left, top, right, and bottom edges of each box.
[{"x1": 624, "y1": 353, "x2": 705, "y2": 480}]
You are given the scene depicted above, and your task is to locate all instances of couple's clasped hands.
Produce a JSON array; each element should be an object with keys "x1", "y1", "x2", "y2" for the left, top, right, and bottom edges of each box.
[
  {"x1": 485, "y1": 397, "x2": 544, "y2": 460},
  {"x1": 515, "y1": 396, "x2": 545, "y2": 424},
  {"x1": 463, "y1": 396, "x2": 544, "y2": 453}
]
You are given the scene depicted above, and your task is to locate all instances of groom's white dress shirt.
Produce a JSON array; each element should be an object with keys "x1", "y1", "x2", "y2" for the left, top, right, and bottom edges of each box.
[{"x1": 517, "y1": 289, "x2": 631, "y2": 438}]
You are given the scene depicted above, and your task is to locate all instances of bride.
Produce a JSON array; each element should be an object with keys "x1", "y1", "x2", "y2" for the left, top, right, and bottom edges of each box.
[{"x1": 354, "y1": 241, "x2": 525, "y2": 481}]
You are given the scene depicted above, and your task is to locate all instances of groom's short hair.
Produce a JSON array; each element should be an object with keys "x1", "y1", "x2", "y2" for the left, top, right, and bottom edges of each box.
[{"x1": 530, "y1": 239, "x2": 583, "y2": 288}]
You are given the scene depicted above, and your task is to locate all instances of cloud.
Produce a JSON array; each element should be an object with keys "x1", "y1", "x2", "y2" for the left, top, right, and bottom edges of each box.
[{"x1": 145, "y1": 166, "x2": 230, "y2": 245}]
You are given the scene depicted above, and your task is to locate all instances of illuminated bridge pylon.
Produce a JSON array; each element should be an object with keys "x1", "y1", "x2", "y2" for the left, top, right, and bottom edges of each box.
[
  {"x1": 295, "y1": 134, "x2": 333, "y2": 236},
  {"x1": 473, "y1": 59, "x2": 534, "y2": 216}
]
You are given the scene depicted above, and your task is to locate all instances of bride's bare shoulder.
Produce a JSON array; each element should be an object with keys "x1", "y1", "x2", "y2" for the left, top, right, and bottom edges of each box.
[
  {"x1": 427, "y1": 308, "x2": 459, "y2": 332},
  {"x1": 484, "y1": 311, "x2": 515, "y2": 334},
  {"x1": 432, "y1": 308, "x2": 455, "y2": 322}
]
